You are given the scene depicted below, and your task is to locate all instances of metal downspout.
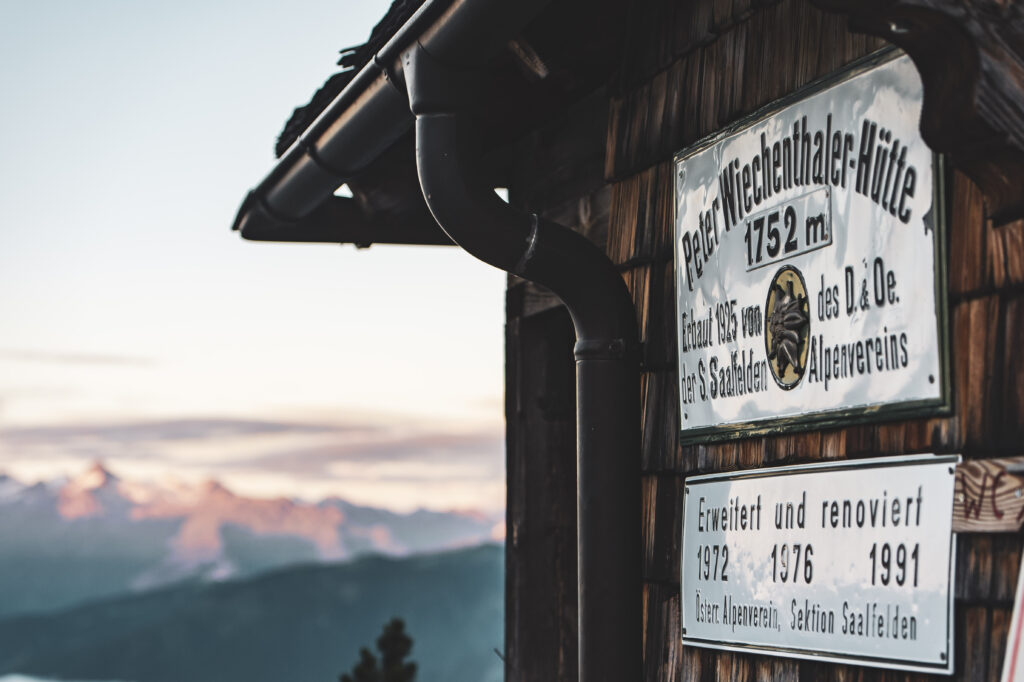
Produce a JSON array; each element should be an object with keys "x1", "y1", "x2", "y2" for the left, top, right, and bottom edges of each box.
[{"x1": 404, "y1": 43, "x2": 642, "y2": 682}]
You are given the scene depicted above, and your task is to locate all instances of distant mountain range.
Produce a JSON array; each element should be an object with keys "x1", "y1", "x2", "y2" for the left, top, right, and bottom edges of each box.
[
  {"x1": 0, "y1": 463, "x2": 501, "y2": 617},
  {"x1": 0, "y1": 544, "x2": 504, "y2": 682}
]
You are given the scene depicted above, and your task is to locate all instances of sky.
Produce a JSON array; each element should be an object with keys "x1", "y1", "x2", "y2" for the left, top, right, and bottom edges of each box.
[{"x1": 0, "y1": 0, "x2": 508, "y2": 512}]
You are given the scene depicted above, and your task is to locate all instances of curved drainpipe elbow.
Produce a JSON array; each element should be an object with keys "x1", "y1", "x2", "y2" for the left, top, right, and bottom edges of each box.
[
  {"x1": 404, "y1": 41, "x2": 641, "y2": 682},
  {"x1": 404, "y1": 44, "x2": 638, "y2": 349}
]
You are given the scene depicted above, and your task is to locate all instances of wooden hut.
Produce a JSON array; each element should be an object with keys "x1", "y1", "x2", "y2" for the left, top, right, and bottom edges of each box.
[{"x1": 232, "y1": 0, "x2": 1024, "y2": 679}]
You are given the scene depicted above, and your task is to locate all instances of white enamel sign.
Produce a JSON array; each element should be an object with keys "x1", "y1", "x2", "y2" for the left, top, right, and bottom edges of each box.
[
  {"x1": 673, "y1": 54, "x2": 946, "y2": 439},
  {"x1": 680, "y1": 455, "x2": 958, "y2": 673}
]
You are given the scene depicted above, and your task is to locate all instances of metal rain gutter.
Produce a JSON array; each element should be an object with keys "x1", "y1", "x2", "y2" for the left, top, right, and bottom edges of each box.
[
  {"x1": 237, "y1": 196, "x2": 453, "y2": 246},
  {"x1": 231, "y1": 0, "x2": 551, "y2": 242}
]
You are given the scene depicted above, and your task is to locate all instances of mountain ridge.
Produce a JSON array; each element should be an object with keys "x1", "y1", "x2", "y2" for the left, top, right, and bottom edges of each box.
[
  {"x1": 0, "y1": 544, "x2": 504, "y2": 682},
  {"x1": 0, "y1": 463, "x2": 501, "y2": 617}
]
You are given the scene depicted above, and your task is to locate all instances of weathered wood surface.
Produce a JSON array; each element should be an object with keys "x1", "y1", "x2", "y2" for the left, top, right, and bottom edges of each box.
[
  {"x1": 811, "y1": 0, "x2": 1024, "y2": 224},
  {"x1": 610, "y1": 147, "x2": 1024, "y2": 682},
  {"x1": 951, "y1": 174, "x2": 1024, "y2": 297},
  {"x1": 504, "y1": 306, "x2": 578, "y2": 682},
  {"x1": 607, "y1": 0, "x2": 886, "y2": 181},
  {"x1": 499, "y1": 88, "x2": 612, "y2": 218},
  {"x1": 954, "y1": 459, "x2": 1024, "y2": 533},
  {"x1": 504, "y1": 0, "x2": 1024, "y2": 678},
  {"x1": 614, "y1": 177, "x2": 1024, "y2": 672},
  {"x1": 610, "y1": 0, "x2": 1024, "y2": 223},
  {"x1": 607, "y1": 1, "x2": 1024, "y2": 678}
]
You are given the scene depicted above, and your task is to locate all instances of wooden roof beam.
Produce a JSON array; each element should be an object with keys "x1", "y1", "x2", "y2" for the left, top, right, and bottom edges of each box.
[{"x1": 813, "y1": 0, "x2": 1024, "y2": 224}]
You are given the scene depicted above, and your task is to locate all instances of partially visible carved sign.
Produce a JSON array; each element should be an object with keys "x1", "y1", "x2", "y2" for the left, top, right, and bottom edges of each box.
[{"x1": 952, "y1": 459, "x2": 1024, "y2": 533}]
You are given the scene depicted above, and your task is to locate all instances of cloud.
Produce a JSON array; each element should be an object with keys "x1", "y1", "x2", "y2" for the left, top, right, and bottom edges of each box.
[
  {"x1": 233, "y1": 428, "x2": 504, "y2": 477},
  {"x1": 0, "y1": 348, "x2": 155, "y2": 367},
  {"x1": 0, "y1": 415, "x2": 504, "y2": 510},
  {"x1": 0, "y1": 417, "x2": 356, "y2": 447},
  {"x1": 0, "y1": 417, "x2": 501, "y2": 476}
]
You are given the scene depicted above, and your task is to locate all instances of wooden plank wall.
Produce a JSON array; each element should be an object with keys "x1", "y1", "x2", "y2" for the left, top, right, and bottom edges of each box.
[
  {"x1": 609, "y1": 1, "x2": 1024, "y2": 680},
  {"x1": 504, "y1": 304, "x2": 579, "y2": 681},
  {"x1": 625, "y1": 147, "x2": 1024, "y2": 682},
  {"x1": 504, "y1": 0, "x2": 1024, "y2": 679}
]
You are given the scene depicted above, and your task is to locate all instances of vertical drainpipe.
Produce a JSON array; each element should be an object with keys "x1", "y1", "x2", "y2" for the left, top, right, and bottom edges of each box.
[{"x1": 403, "y1": 43, "x2": 641, "y2": 681}]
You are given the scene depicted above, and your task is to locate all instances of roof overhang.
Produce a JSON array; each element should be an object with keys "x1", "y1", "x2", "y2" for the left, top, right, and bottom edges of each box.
[{"x1": 230, "y1": 0, "x2": 628, "y2": 247}]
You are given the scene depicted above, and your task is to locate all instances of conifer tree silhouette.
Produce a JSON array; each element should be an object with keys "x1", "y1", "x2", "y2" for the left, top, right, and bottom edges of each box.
[
  {"x1": 340, "y1": 618, "x2": 416, "y2": 682},
  {"x1": 376, "y1": 618, "x2": 416, "y2": 682}
]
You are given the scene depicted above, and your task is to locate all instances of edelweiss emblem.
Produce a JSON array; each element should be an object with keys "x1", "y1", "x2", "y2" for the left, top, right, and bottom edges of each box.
[{"x1": 764, "y1": 266, "x2": 810, "y2": 389}]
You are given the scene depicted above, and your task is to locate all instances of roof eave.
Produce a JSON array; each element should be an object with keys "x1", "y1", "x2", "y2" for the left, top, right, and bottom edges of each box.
[{"x1": 231, "y1": 0, "x2": 554, "y2": 244}]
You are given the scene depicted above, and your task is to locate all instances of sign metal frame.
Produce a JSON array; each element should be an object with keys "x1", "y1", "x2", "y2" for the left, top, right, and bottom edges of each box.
[
  {"x1": 672, "y1": 48, "x2": 951, "y2": 445},
  {"x1": 680, "y1": 453, "x2": 959, "y2": 674}
]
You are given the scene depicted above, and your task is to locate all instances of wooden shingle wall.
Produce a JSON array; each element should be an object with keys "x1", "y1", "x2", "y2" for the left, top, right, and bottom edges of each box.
[
  {"x1": 624, "y1": 165, "x2": 1024, "y2": 682},
  {"x1": 611, "y1": 1, "x2": 1024, "y2": 680},
  {"x1": 504, "y1": 304, "x2": 579, "y2": 682},
  {"x1": 504, "y1": 0, "x2": 1024, "y2": 679}
]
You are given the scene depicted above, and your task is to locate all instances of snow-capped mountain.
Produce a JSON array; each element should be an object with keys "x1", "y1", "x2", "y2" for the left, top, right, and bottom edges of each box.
[
  {"x1": 0, "y1": 462, "x2": 501, "y2": 617},
  {"x1": 57, "y1": 461, "x2": 133, "y2": 520}
]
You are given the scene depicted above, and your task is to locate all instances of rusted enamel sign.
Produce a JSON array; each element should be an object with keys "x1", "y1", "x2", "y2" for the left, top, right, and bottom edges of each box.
[
  {"x1": 673, "y1": 53, "x2": 947, "y2": 440},
  {"x1": 681, "y1": 455, "x2": 958, "y2": 673}
]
